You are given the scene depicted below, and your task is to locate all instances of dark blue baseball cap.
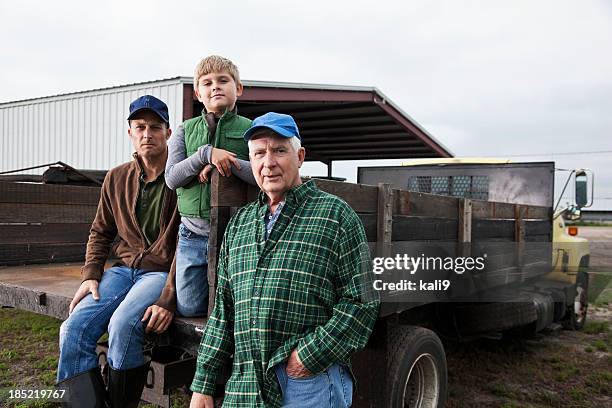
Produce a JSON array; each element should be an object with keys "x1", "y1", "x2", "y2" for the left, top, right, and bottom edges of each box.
[
  {"x1": 243, "y1": 112, "x2": 301, "y2": 141},
  {"x1": 127, "y1": 95, "x2": 170, "y2": 125}
]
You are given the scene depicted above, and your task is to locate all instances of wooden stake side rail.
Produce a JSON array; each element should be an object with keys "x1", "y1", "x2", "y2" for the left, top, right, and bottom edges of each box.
[
  {"x1": 207, "y1": 173, "x2": 553, "y2": 314},
  {"x1": 0, "y1": 181, "x2": 99, "y2": 265},
  {"x1": 0, "y1": 174, "x2": 553, "y2": 321}
]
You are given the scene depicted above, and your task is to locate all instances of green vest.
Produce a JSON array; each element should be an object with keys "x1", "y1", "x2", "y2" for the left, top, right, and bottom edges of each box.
[{"x1": 177, "y1": 110, "x2": 251, "y2": 219}]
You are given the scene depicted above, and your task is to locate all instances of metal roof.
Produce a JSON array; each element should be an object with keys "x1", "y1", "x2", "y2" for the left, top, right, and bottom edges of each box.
[
  {"x1": 2, "y1": 76, "x2": 453, "y2": 162},
  {"x1": 195, "y1": 80, "x2": 454, "y2": 162}
]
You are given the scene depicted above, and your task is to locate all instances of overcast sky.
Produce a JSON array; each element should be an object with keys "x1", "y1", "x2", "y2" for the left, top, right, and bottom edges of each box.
[{"x1": 1, "y1": 0, "x2": 611, "y2": 209}]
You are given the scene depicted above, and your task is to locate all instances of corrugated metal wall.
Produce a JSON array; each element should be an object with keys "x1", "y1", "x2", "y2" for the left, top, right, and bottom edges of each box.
[{"x1": 0, "y1": 78, "x2": 187, "y2": 174}]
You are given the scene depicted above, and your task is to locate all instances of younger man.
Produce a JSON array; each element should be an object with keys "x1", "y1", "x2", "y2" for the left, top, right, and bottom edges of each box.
[
  {"x1": 165, "y1": 55, "x2": 255, "y2": 317},
  {"x1": 58, "y1": 95, "x2": 180, "y2": 407}
]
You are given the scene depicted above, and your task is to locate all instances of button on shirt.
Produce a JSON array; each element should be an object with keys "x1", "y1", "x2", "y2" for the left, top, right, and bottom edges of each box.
[{"x1": 190, "y1": 180, "x2": 380, "y2": 407}]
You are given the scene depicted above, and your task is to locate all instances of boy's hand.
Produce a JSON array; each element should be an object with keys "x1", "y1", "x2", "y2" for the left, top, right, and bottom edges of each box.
[
  {"x1": 198, "y1": 164, "x2": 214, "y2": 183},
  {"x1": 211, "y1": 148, "x2": 240, "y2": 177}
]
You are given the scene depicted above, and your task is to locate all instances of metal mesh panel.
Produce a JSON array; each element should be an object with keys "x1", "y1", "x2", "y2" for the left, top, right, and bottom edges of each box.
[{"x1": 408, "y1": 175, "x2": 489, "y2": 200}]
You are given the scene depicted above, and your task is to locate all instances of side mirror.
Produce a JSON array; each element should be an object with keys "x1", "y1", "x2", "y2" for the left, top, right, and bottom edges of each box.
[{"x1": 574, "y1": 170, "x2": 591, "y2": 209}]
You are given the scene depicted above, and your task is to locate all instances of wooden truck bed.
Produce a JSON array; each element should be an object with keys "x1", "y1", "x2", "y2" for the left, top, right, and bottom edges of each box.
[
  {"x1": 0, "y1": 262, "x2": 206, "y2": 355},
  {"x1": 0, "y1": 175, "x2": 554, "y2": 407}
]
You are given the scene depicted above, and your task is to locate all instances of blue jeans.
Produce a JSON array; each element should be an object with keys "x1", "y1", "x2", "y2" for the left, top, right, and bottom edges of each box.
[
  {"x1": 57, "y1": 266, "x2": 167, "y2": 382},
  {"x1": 175, "y1": 223, "x2": 209, "y2": 317},
  {"x1": 274, "y1": 363, "x2": 353, "y2": 408}
]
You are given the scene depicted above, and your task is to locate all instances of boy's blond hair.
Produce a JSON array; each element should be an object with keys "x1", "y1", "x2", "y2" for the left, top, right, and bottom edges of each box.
[{"x1": 193, "y1": 55, "x2": 241, "y2": 89}]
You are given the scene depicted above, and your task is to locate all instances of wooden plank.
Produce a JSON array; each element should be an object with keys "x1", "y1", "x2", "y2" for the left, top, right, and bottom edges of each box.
[
  {"x1": 314, "y1": 178, "x2": 378, "y2": 213},
  {"x1": 472, "y1": 219, "x2": 515, "y2": 240},
  {"x1": 210, "y1": 172, "x2": 258, "y2": 207},
  {"x1": 391, "y1": 216, "x2": 457, "y2": 241},
  {"x1": 393, "y1": 189, "x2": 459, "y2": 218},
  {"x1": 358, "y1": 214, "x2": 377, "y2": 242},
  {"x1": 376, "y1": 183, "x2": 393, "y2": 258},
  {"x1": 207, "y1": 207, "x2": 232, "y2": 251},
  {"x1": 0, "y1": 223, "x2": 91, "y2": 244},
  {"x1": 207, "y1": 205, "x2": 232, "y2": 316},
  {"x1": 524, "y1": 220, "x2": 551, "y2": 237},
  {"x1": 458, "y1": 199, "x2": 472, "y2": 243},
  {"x1": 0, "y1": 203, "x2": 97, "y2": 223},
  {"x1": 213, "y1": 174, "x2": 380, "y2": 213},
  {"x1": 471, "y1": 200, "x2": 550, "y2": 220},
  {"x1": 525, "y1": 234, "x2": 552, "y2": 242},
  {"x1": 473, "y1": 218, "x2": 551, "y2": 240},
  {"x1": 0, "y1": 243, "x2": 86, "y2": 265},
  {"x1": 0, "y1": 181, "x2": 101, "y2": 205},
  {"x1": 0, "y1": 263, "x2": 82, "y2": 298},
  {"x1": 0, "y1": 283, "x2": 70, "y2": 320},
  {"x1": 0, "y1": 175, "x2": 43, "y2": 183}
]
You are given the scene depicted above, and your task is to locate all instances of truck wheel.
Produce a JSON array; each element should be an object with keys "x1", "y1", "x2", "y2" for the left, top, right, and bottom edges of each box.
[
  {"x1": 563, "y1": 271, "x2": 589, "y2": 330},
  {"x1": 386, "y1": 325, "x2": 447, "y2": 408}
]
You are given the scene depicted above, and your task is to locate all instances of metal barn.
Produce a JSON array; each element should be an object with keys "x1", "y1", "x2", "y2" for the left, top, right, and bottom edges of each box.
[{"x1": 0, "y1": 77, "x2": 452, "y2": 176}]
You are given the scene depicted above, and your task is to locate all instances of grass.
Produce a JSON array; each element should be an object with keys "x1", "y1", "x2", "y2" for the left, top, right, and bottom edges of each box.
[
  {"x1": 0, "y1": 307, "x2": 192, "y2": 407},
  {"x1": 0, "y1": 307, "x2": 62, "y2": 408},
  {"x1": 583, "y1": 320, "x2": 609, "y2": 334}
]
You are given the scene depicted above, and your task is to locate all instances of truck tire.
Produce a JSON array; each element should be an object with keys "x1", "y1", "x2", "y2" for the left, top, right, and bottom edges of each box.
[
  {"x1": 386, "y1": 325, "x2": 447, "y2": 408},
  {"x1": 563, "y1": 270, "x2": 589, "y2": 330},
  {"x1": 452, "y1": 301, "x2": 537, "y2": 335}
]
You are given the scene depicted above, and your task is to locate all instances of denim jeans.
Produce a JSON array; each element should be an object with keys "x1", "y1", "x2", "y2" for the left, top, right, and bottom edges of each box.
[
  {"x1": 274, "y1": 362, "x2": 353, "y2": 407},
  {"x1": 175, "y1": 222, "x2": 209, "y2": 317},
  {"x1": 57, "y1": 266, "x2": 167, "y2": 382}
]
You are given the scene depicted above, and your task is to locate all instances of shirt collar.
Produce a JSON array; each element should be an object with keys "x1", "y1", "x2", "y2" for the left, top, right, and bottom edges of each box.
[
  {"x1": 202, "y1": 104, "x2": 238, "y2": 124},
  {"x1": 131, "y1": 152, "x2": 165, "y2": 183},
  {"x1": 257, "y1": 179, "x2": 317, "y2": 208}
]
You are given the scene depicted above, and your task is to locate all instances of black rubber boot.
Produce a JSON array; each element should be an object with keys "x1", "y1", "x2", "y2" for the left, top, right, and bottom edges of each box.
[
  {"x1": 57, "y1": 367, "x2": 109, "y2": 408},
  {"x1": 107, "y1": 357, "x2": 151, "y2": 408}
]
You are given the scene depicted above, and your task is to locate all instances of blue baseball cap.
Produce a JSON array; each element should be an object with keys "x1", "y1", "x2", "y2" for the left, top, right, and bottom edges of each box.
[
  {"x1": 127, "y1": 95, "x2": 170, "y2": 125},
  {"x1": 243, "y1": 112, "x2": 301, "y2": 141}
]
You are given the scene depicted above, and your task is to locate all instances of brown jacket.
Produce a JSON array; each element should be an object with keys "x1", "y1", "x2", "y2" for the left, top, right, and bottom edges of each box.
[{"x1": 81, "y1": 154, "x2": 180, "y2": 311}]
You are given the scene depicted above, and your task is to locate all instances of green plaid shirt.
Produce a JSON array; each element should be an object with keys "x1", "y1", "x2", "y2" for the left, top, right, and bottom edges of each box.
[{"x1": 190, "y1": 180, "x2": 379, "y2": 407}]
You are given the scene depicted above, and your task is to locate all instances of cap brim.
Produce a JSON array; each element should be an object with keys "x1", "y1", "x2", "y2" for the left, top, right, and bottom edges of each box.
[
  {"x1": 243, "y1": 125, "x2": 299, "y2": 141},
  {"x1": 127, "y1": 107, "x2": 169, "y2": 124}
]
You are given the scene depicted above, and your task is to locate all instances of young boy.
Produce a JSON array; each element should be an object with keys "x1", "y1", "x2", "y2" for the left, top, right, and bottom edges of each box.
[{"x1": 165, "y1": 55, "x2": 255, "y2": 317}]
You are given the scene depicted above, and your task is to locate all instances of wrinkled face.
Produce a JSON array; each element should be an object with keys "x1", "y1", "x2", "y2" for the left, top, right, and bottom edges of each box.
[
  {"x1": 249, "y1": 132, "x2": 305, "y2": 198},
  {"x1": 127, "y1": 110, "x2": 171, "y2": 159},
  {"x1": 195, "y1": 71, "x2": 243, "y2": 114}
]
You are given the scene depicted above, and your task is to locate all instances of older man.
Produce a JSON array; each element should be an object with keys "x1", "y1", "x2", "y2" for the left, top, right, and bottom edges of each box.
[
  {"x1": 57, "y1": 95, "x2": 180, "y2": 408},
  {"x1": 190, "y1": 112, "x2": 379, "y2": 407}
]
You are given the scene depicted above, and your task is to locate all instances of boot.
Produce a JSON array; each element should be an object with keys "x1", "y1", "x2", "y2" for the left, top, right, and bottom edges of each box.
[
  {"x1": 57, "y1": 367, "x2": 109, "y2": 408},
  {"x1": 107, "y1": 357, "x2": 152, "y2": 408}
]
